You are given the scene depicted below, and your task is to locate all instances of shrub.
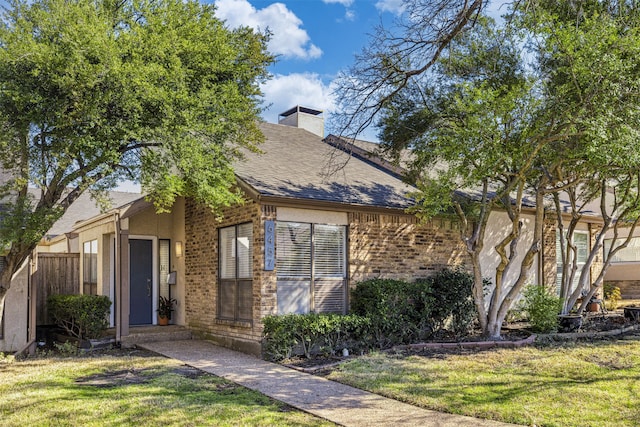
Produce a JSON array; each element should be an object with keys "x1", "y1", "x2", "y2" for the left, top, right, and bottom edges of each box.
[
  {"x1": 604, "y1": 283, "x2": 622, "y2": 311},
  {"x1": 350, "y1": 278, "x2": 434, "y2": 348},
  {"x1": 48, "y1": 294, "x2": 111, "y2": 340},
  {"x1": 419, "y1": 268, "x2": 478, "y2": 337},
  {"x1": 521, "y1": 285, "x2": 563, "y2": 333},
  {"x1": 262, "y1": 313, "x2": 370, "y2": 362}
]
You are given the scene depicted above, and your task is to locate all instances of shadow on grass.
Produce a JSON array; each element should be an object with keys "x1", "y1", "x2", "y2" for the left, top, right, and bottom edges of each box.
[{"x1": 0, "y1": 357, "x2": 333, "y2": 427}]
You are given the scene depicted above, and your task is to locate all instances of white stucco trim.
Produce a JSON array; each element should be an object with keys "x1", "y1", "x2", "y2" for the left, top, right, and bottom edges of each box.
[{"x1": 277, "y1": 207, "x2": 348, "y2": 225}]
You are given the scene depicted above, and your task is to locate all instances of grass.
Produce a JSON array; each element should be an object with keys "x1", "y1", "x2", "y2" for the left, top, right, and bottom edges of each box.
[
  {"x1": 0, "y1": 348, "x2": 335, "y2": 427},
  {"x1": 326, "y1": 339, "x2": 640, "y2": 427}
]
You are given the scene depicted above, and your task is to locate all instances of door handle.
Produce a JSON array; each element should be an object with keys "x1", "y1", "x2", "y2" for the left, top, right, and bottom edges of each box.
[{"x1": 147, "y1": 279, "x2": 151, "y2": 297}]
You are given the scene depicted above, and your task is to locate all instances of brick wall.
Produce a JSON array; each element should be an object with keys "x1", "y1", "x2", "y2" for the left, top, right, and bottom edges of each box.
[
  {"x1": 606, "y1": 280, "x2": 640, "y2": 299},
  {"x1": 589, "y1": 223, "x2": 604, "y2": 297},
  {"x1": 184, "y1": 198, "x2": 269, "y2": 355},
  {"x1": 542, "y1": 216, "x2": 558, "y2": 289},
  {"x1": 349, "y1": 212, "x2": 470, "y2": 284}
]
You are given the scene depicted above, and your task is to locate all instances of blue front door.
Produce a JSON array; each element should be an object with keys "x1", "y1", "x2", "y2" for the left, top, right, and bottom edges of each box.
[{"x1": 129, "y1": 239, "x2": 153, "y2": 325}]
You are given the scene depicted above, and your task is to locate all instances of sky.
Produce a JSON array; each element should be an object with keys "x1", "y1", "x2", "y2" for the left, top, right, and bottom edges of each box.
[
  {"x1": 212, "y1": 0, "x2": 405, "y2": 136},
  {"x1": 212, "y1": 0, "x2": 507, "y2": 137}
]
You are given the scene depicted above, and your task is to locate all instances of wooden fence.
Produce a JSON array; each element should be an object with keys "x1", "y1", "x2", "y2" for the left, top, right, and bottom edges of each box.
[{"x1": 32, "y1": 253, "x2": 80, "y2": 325}]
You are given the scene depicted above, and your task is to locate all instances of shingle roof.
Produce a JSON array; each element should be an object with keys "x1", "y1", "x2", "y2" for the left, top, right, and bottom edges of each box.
[
  {"x1": 44, "y1": 190, "x2": 143, "y2": 237},
  {"x1": 233, "y1": 122, "x2": 415, "y2": 210}
]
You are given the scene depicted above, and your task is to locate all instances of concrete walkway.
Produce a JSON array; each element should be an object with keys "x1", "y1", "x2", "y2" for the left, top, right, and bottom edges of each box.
[{"x1": 140, "y1": 340, "x2": 516, "y2": 427}]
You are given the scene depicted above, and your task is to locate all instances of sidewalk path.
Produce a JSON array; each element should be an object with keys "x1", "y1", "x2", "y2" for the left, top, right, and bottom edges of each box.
[{"x1": 141, "y1": 340, "x2": 516, "y2": 427}]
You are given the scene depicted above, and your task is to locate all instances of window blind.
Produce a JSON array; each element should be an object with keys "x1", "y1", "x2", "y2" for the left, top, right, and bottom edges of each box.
[
  {"x1": 159, "y1": 239, "x2": 170, "y2": 299},
  {"x1": 276, "y1": 221, "x2": 347, "y2": 314},
  {"x1": 314, "y1": 224, "x2": 346, "y2": 278},
  {"x1": 276, "y1": 222, "x2": 311, "y2": 278},
  {"x1": 219, "y1": 227, "x2": 236, "y2": 279},
  {"x1": 237, "y1": 223, "x2": 253, "y2": 279}
]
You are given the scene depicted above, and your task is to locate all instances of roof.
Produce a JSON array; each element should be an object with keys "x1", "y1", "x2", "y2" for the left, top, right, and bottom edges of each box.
[
  {"x1": 233, "y1": 122, "x2": 415, "y2": 210},
  {"x1": 44, "y1": 190, "x2": 143, "y2": 237}
]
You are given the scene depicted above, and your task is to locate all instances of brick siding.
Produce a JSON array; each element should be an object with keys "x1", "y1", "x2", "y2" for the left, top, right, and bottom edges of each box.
[
  {"x1": 348, "y1": 212, "x2": 470, "y2": 284},
  {"x1": 542, "y1": 216, "x2": 558, "y2": 289},
  {"x1": 184, "y1": 198, "x2": 267, "y2": 354},
  {"x1": 606, "y1": 280, "x2": 640, "y2": 300}
]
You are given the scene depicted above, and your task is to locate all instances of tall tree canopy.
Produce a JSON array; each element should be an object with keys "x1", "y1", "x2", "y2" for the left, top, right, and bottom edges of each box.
[
  {"x1": 334, "y1": 0, "x2": 640, "y2": 338},
  {"x1": 0, "y1": 0, "x2": 273, "y2": 318}
]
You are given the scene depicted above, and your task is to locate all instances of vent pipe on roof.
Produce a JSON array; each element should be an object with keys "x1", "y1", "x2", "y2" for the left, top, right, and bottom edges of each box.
[{"x1": 278, "y1": 106, "x2": 324, "y2": 137}]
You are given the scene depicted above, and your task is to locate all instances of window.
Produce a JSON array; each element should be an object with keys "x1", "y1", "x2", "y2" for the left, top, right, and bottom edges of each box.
[
  {"x1": 556, "y1": 231, "x2": 589, "y2": 295},
  {"x1": 276, "y1": 222, "x2": 347, "y2": 314},
  {"x1": 218, "y1": 223, "x2": 253, "y2": 322},
  {"x1": 83, "y1": 240, "x2": 98, "y2": 295},
  {"x1": 159, "y1": 239, "x2": 171, "y2": 300}
]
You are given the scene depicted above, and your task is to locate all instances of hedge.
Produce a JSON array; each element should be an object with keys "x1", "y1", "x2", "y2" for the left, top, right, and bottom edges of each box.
[
  {"x1": 262, "y1": 313, "x2": 370, "y2": 361},
  {"x1": 48, "y1": 294, "x2": 111, "y2": 340}
]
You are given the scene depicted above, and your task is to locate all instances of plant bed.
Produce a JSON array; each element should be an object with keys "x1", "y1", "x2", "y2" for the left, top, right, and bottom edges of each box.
[
  {"x1": 623, "y1": 306, "x2": 640, "y2": 322},
  {"x1": 558, "y1": 314, "x2": 583, "y2": 332},
  {"x1": 55, "y1": 332, "x2": 115, "y2": 351}
]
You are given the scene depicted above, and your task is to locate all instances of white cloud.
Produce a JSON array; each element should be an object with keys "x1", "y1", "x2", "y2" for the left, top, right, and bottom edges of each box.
[
  {"x1": 214, "y1": 0, "x2": 322, "y2": 60},
  {"x1": 322, "y1": 0, "x2": 354, "y2": 6},
  {"x1": 344, "y1": 9, "x2": 356, "y2": 21},
  {"x1": 375, "y1": 0, "x2": 406, "y2": 15},
  {"x1": 260, "y1": 73, "x2": 336, "y2": 123},
  {"x1": 260, "y1": 73, "x2": 380, "y2": 141}
]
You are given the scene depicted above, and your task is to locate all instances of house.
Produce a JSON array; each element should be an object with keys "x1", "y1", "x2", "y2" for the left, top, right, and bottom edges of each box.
[
  {"x1": 1, "y1": 105, "x2": 606, "y2": 355},
  {"x1": 0, "y1": 190, "x2": 141, "y2": 353},
  {"x1": 176, "y1": 107, "x2": 587, "y2": 354}
]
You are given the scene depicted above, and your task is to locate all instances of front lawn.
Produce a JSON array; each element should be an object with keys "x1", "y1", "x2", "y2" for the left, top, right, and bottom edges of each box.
[
  {"x1": 0, "y1": 348, "x2": 334, "y2": 427},
  {"x1": 326, "y1": 338, "x2": 640, "y2": 427}
]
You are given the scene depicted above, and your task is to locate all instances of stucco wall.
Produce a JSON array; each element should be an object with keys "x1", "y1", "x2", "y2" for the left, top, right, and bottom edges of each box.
[
  {"x1": 0, "y1": 260, "x2": 29, "y2": 352},
  {"x1": 72, "y1": 198, "x2": 186, "y2": 328},
  {"x1": 479, "y1": 211, "x2": 539, "y2": 290}
]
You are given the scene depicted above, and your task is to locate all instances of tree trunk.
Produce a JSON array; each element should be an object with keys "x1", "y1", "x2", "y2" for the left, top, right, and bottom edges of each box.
[{"x1": 0, "y1": 268, "x2": 10, "y2": 332}]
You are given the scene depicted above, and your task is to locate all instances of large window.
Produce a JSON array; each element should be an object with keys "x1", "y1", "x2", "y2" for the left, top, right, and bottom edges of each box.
[
  {"x1": 556, "y1": 231, "x2": 589, "y2": 295},
  {"x1": 219, "y1": 223, "x2": 253, "y2": 322},
  {"x1": 83, "y1": 240, "x2": 98, "y2": 295},
  {"x1": 276, "y1": 222, "x2": 347, "y2": 314}
]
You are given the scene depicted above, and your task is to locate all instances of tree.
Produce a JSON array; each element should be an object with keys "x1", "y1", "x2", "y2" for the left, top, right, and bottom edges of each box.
[
  {"x1": 331, "y1": 0, "x2": 485, "y2": 139},
  {"x1": 375, "y1": 17, "x2": 559, "y2": 339},
  {"x1": 0, "y1": 0, "x2": 273, "y2": 324},
  {"x1": 529, "y1": 0, "x2": 640, "y2": 314},
  {"x1": 334, "y1": 0, "x2": 640, "y2": 338}
]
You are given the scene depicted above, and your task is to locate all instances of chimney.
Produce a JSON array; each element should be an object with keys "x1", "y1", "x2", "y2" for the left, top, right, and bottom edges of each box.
[{"x1": 278, "y1": 106, "x2": 324, "y2": 137}]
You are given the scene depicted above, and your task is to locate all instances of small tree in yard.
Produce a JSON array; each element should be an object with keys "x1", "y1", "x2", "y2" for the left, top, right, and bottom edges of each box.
[
  {"x1": 332, "y1": 1, "x2": 640, "y2": 338},
  {"x1": 0, "y1": 0, "x2": 273, "y2": 323}
]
